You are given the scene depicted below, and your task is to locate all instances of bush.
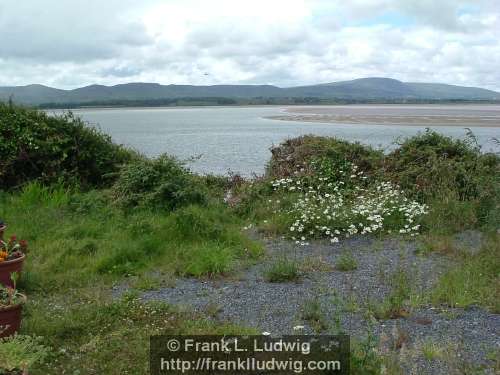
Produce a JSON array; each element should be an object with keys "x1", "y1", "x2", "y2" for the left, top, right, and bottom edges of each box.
[
  {"x1": 266, "y1": 135, "x2": 383, "y2": 179},
  {"x1": 111, "y1": 154, "x2": 207, "y2": 211},
  {"x1": 385, "y1": 129, "x2": 500, "y2": 202},
  {"x1": 0, "y1": 103, "x2": 134, "y2": 189}
]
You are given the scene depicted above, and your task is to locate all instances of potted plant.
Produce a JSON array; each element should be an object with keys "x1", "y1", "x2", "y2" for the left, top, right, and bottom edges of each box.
[
  {"x1": 0, "y1": 283, "x2": 26, "y2": 339},
  {"x1": 0, "y1": 335, "x2": 49, "y2": 374},
  {"x1": 0, "y1": 235, "x2": 28, "y2": 288},
  {"x1": 0, "y1": 220, "x2": 6, "y2": 240}
]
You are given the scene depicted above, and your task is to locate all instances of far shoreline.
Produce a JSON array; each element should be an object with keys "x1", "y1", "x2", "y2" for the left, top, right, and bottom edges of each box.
[
  {"x1": 38, "y1": 101, "x2": 500, "y2": 111},
  {"x1": 265, "y1": 115, "x2": 500, "y2": 128}
]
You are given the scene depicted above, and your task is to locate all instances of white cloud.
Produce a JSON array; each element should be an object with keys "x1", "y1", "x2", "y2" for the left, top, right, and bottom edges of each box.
[{"x1": 0, "y1": 0, "x2": 499, "y2": 91}]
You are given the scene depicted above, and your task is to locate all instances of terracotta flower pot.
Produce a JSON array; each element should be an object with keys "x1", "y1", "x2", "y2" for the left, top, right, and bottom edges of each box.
[
  {"x1": 0, "y1": 224, "x2": 6, "y2": 240},
  {"x1": 0, "y1": 294, "x2": 26, "y2": 338},
  {"x1": 0, "y1": 254, "x2": 25, "y2": 288}
]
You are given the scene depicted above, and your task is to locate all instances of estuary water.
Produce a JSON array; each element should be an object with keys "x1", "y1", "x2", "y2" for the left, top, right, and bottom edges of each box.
[{"x1": 50, "y1": 105, "x2": 500, "y2": 176}]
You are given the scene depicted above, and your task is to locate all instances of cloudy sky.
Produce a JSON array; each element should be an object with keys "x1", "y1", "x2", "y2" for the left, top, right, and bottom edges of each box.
[{"x1": 0, "y1": 0, "x2": 499, "y2": 90}]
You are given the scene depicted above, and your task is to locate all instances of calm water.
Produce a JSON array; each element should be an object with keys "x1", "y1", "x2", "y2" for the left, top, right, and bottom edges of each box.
[{"x1": 50, "y1": 105, "x2": 500, "y2": 176}]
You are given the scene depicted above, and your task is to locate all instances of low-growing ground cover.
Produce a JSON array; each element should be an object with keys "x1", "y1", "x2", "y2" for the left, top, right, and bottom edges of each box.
[{"x1": 0, "y1": 104, "x2": 499, "y2": 374}]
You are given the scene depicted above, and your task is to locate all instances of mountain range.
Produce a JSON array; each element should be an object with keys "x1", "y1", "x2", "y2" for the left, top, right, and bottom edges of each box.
[{"x1": 1, "y1": 77, "x2": 498, "y2": 106}]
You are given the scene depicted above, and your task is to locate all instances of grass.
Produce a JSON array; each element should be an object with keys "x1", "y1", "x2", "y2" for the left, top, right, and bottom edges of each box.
[
  {"x1": 431, "y1": 238, "x2": 500, "y2": 312},
  {"x1": 335, "y1": 253, "x2": 358, "y2": 271},
  {"x1": 264, "y1": 257, "x2": 301, "y2": 282},
  {"x1": 23, "y1": 291, "x2": 256, "y2": 374},
  {"x1": 0, "y1": 183, "x2": 262, "y2": 374},
  {"x1": 417, "y1": 234, "x2": 456, "y2": 255},
  {"x1": 420, "y1": 340, "x2": 445, "y2": 361},
  {"x1": 299, "y1": 256, "x2": 333, "y2": 272},
  {"x1": 300, "y1": 298, "x2": 329, "y2": 333},
  {"x1": 369, "y1": 268, "x2": 413, "y2": 320},
  {"x1": 0, "y1": 184, "x2": 262, "y2": 292}
]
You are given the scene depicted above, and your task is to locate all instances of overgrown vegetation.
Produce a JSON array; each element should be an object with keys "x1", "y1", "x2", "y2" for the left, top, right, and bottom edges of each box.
[
  {"x1": 431, "y1": 239, "x2": 500, "y2": 312},
  {"x1": 0, "y1": 184, "x2": 261, "y2": 290},
  {"x1": 111, "y1": 155, "x2": 208, "y2": 211},
  {"x1": 0, "y1": 103, "x2": 134, "y2": 189},
  {"x1": 238, "y1": 130, "x2": 499, "y2": 238},
  {"x1": 385, "y1": 129, "x2": 500, "y2": 233},
  {"x1": 24, "y1": 293, "x2": 256, "y2": 374},
  {"x1": 1, "y1": 104, "x2": 499, "y2": 374}
]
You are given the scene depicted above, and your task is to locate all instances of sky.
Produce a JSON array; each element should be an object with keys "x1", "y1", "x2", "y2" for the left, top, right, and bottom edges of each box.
[{"x1": 0, "y1": 0, "x2": 499, "y2": 91}]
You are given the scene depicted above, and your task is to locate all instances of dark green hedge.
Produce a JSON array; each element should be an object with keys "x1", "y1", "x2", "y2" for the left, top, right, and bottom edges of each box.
[{"x1": 0, "y1": 103, "x2": 134, "y2": 189}]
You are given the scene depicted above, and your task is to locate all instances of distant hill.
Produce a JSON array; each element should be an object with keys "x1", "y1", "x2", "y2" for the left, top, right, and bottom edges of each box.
[{"x1": 1, "y1": 77, "x2": 498, "y2": 106}]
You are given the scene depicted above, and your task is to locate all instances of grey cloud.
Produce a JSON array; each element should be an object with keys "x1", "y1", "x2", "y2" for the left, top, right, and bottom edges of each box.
[
  {"x1": 0, "y1": 0, "x2": 499, "y2": 91},
  {"x1": 0, "y1": 1, "x2": 153, "y2": 62}
]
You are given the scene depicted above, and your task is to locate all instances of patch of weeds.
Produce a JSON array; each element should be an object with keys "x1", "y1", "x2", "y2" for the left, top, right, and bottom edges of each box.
[
  {"x1": 258, "y1": 212, "x2": 294, "y2": 237},
  {"x1": 372, "y1": 239, "x2": 385, "y2": 252},
  {"x1": 335, "y1": 253, "x2": 358, "y2": 271},
  {"x1": 132, "y1": 274, "x2": 162, "y2": 291},
  {"x1": 299, "y1": 256, "x2": 333, "y2": 273},
  {"x1": 420, "y1": 340, "x2": 445, "y2": 361},
  {"x1": 350, "y1": 329, "x2": 385, "y2": 375},
  {"x1": 264, "y1": 257, "x2": 301, "y2": 283},
  {"x1": 485, "y1": 348, "x2": 500, "y2": 373},
  {"x1": 417, "y1": 234, "x2": 455, "y2": 256},
  {"x1": 329, "y1": 294, "x2": 345, "y2": 335},
  {"x1": 370, "y1": 268, "x2": 412, "y2": 320},
  {"x1": 300, "y1": 298, "x2": 328, "y2": 333},
  {"x1": 376, "y1": 259, "x2": 390, "y2": 284},
  {"x1": 438, "y1": 309, "x2": 459, "y2": 320},
  {"x1": 180, "y1": 243, "x2": 235, "y2": 277},
  {"x1": 431, "y1": 239, "x2": 500, "y2": 312},
  {"x1": 343, "y1": 294, "x2": 360, "y2": 313},
  {"x1": 204, "y1": 301, "x2": 223, "y2": 318}
]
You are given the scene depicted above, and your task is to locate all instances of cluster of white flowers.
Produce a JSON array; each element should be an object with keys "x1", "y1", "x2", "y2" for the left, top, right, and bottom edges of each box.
[{"x1": 272, "y1": 161, "x2": 428, "y2": 245}]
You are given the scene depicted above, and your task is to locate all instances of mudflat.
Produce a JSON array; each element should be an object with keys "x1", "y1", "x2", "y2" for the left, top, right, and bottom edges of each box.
[{"x1": 267, "y1": 105, "x2": 500, "y2": 127}]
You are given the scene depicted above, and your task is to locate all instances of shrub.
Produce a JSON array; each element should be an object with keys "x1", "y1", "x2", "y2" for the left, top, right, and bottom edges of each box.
[
  {"x1": 111, "y1": 154, "x2": 207, "y2": 211},
  {"x1": 385, "y1": 129, "x2": 500, "y2": 202},
  {"x1": 266, "y1": 135, "x2": 383, "y2": 179},
  {"x1": 385, "y1": 130, "x2": 500, "y2": 232},
  {"x1": 0, "y1": 103, "x2": 134, "y2": 189}
]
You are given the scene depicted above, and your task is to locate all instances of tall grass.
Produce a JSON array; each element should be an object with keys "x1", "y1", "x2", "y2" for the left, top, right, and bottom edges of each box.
[
  {"x1": 431, "y1": 239, "x2": 500, "y2": 312},
  {"x1": 0, "y1": 184, "x2": 262, "y2": 292}
]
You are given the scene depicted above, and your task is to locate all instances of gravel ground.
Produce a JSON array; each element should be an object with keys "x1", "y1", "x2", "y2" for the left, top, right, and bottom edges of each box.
[{"x1": 114, "y1": 232, "x2": 499, "y2": 374}]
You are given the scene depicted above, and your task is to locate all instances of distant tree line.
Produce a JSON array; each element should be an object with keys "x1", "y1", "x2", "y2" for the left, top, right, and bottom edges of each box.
[{"x1": 32, "y1": 96, "x2": 500, "y2": 109}]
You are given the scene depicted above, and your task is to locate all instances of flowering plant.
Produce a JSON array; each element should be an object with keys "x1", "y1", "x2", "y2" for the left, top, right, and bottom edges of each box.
[
  {"x1": 272, "y1": 158, "x2": 428, "y2": 245},
  {"x1": 0, "y1": 236, "x2": 28, "y2": 263}
]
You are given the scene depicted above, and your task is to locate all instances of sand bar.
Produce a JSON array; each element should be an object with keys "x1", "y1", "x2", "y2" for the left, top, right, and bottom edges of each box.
[{"x1": 266, "y1": 105, "x2": 500, "y2": 127}]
